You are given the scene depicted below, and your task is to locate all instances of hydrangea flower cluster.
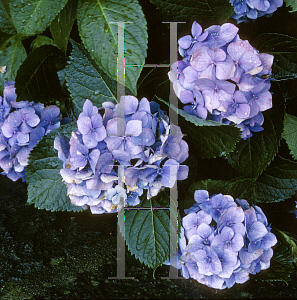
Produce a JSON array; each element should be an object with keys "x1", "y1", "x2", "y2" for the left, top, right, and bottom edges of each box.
[
  {"x1": 172, "y1": 190, "x2": 277, "y2": 289},
  {"x1": 230, "y1": 0, "x2": 283, "y2": 23},
  {"x1": 54, "y1": 97, "x2": 189, "y2": 214},
  {"x1": 0, "y1": 81, "x2": 62, "y2": 182},
  {"x1": 169, "y1": 21, "x2": 274, "y2": 139}
]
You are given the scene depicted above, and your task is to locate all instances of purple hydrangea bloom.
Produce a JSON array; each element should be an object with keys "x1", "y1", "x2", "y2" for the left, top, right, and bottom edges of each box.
[
  {"x1": 169, "y1": 21, "x2": 274, "y2": 140},
  {"x1": 230, "y1": 0, "x2": 283, "y2": 23},
  {"x1": 171, "y1": 190, "x2": 277, "y2": 289},
  {"x1": 56, "y1": 97, "x2": 189, "y2": 214}
]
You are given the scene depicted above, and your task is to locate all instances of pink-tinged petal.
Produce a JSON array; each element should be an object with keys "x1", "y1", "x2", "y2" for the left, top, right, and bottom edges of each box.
[
  {"x1": 161, "y1": 173, "x2": 177, "y2": 188},
  {"x1": 106, "y1": 117, "x2": 125, "y2": 136},
  {"x1": 26, "y1": 113, "x2": 40, "y2": 127},
  {"x1": 178, "y1": 35, "x2": 192, "y2": 49},
  {"x1": 138, "y1": 97, "x2": 150, "y2": 113},
  {"x1": 191, "y1": 21, "x2": 202, "y2": 38},
  {"x1": 121, "y1": 95, "x2": 139, "y2": 115},
  {"x1": 227, "y1": 41, "x2": 247, "y2": 61},
  {"x1": 77, "y1": 116, "x2": 92, "y2": 135},
  {"x1": 17, "y1": 132, "x2": 29, "y2": 144},
  {"x1": 251, "y1": 82, "x2": 271, "y2": 94},
  {"x1": 125, "y1": 120, "x2": 142, "y2": 136},
  {"x1": 255, "y1": 91, "x2": 272, "y2": 112},
  {"x1": 231, "y1": 233, "x2": 244, "y2": 251},
  {"x1": 82, "y1": 132, "x2": 98, "y2": 149},
  {"x1": 89, "y1": 149, "x2": 100, "y2": 165},
  {"x1": 125, "y1": 139, "x2": 143, "y2": 155},
  {"x1": 216, "y1": 56, "x2": 236, "y2": 80},
  {"x1": 220, "y1": 226, "x2": 234, "y2": 241},
  {"x1": 194, "y1": 190, "x2": 209, "y2": 203},
  {"x1": 180, "y1": 90, "x2": 194, "y2": 104},
  {"x1": 195, "y1": 78, "x2": 215, "y2": 90},
  {"x1": 196, "y1": 105, "x2": 208, "y2": 119},
  {"x1": 259, "y1": 53, "x2": 274, "y2": 74},
  {"x1": 236, "y1": 103, "x2": 250, "y2": 119},
  {"x1": 177, "y1": 165, "x2": 189, "y2": 180},
  {"x1": 197, "y1": 223, "x2": 213, "y2": 238},
  {"x1": 141, "y1": 128, "x2": 155, "y2": 146},
  {"x1": 73, "y1": 155, "x2": 87, "y2": 169},
  {"x1": 249, "y1": 0, "x2": 270, "y2": 10},
  {"x1": 190, "y1": 47, "x2": 212, "y2": 71},
  {"x1": 41, "y1": 105, "x2": 60, "y2": 121},
  {"x1": 240, "y1": 52, "x2": 261, "y2": 72},
  {"x1": 198, "y1": 65, "x2": 216, "y2": 80},
  {"x1": 216, "y1": 79, "x2": 236, "y2": 94},
  {"x1": 183, "y1": 66, "x2": 199, "y2": 83},
  {"x1": 94, "y1": 126, "x2": 107, "y2": 141},
  {"x1": 248, "y1": 221, "x2": 268, "y2": 242},
  {"x1": 91, "y1": 113, "x2": 103, "y2": 128},
  {"x1": 163, "y1": 159, "x2": 179, "y2": 175},
  {"x1": 105, "y1": 136, "x2": 124, "y2": 152},
  {"x1": 83, "y1": 99, "x2": 95, "y2": 116},
  {"x1": 219, "y1": 23, "x2": 239, "y2": 44},
  {"x1": 182, "y1": 213, "x2": 198, "y2": 229},
  {"x1": 234, "y1": 90, "x2": 248, "y2": 104},
  {"x1": 1, "y1": 122, "x2": 14, "y2": 138},
  {"x1": 207, "y1": 48, "x2": 226, "y2": 62}
]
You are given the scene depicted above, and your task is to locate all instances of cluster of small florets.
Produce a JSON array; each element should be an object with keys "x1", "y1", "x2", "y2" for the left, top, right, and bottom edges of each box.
[
  {"x1": 171, "y1": 190, "x2": 277, "y2": 289},
  {"x1": 54, "y1": 97, "x2": 189, "y2": 214},
  {"x1": 169, "y1": 21, "x2": 274, "y2": 139},
  {"x1": 230, "y1": 0, "x2": 283, "y2": 23},
  {"x1": 0, "y1": 81, "x2": 62, "y2": 181}
]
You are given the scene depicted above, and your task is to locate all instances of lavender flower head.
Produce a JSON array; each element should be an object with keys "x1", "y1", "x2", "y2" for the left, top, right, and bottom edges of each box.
[
  {"x1": 55, "y1": 97, "x2": 189, "y2": 214},
  {"x1": 0, "y1": 82, "x2": 62, "y2": 182},
  {"x1": 168, "y1": 190, "x2": 277, "y2": 289},
  {"x1": 169, "y1": 21, "x2": 274, "y2": 140},
  {"x1": 230, "y1": 0, "x2": 283, "y2": 23}
]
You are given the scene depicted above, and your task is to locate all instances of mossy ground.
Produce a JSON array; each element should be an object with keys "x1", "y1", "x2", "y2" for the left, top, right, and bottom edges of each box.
[{"x1": 0, "y1": 176, "x2": 296, "y2": 299}]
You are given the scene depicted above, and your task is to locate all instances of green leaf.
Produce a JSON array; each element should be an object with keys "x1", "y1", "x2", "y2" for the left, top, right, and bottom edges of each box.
[
  {"x1": 26, "y1": 122, "x2": 84, "y2": 212},
  {"x1": 282, "y1": 114, "x2": 297, "y2": 160},
  {"x1": 15, "y1": 45, "x2": 63, "y2": 103},
  {"x1": 189, "y1": 156, "x2": 297, "y2": 204},
  {"x1": 0, "y1": 0, "x2": 16, "y2": 34},
  {"x1": 256, "y1": 156, "x2": 297, "y2": 203},
  {"x1": 226, "y1": 82, "x2": 285, "y2": 178},
  {"x1": 157, "y1": 96, "x2": 241, "y2": 159},
  {"x1": 255, "y1": 33, "x2": 297, "y2": 80},
  {"x1": 66, "y1": 40, "x2": 117, "y2": 116},
  {"x1": 284, "y1": 0, "x2": 297, "y2": 12},
  {"x1": 229, "y1": 157, "x2": 297, "y2": 203},
  {"x1": 149, "y1": 0, "x2": 234, "y2": 23},
  {"x1": 255, "y1": 229, "x2": 296, "y2": 284},
  {"x1": 50, "y1": 0, "x2": 78, "y2": 53},
  {"x1": 30, "y1": 35, "x2": 57, "y2": 51},
  {"x1": 9, "y1": 0, "x2": 68, "y2": 37},
  {"x1": 0, "y1": 33, "x2": 27, "y2": 93},
  {"x1": 77, "y1": 0, "x2": 148, "y2": 95},
  {"x1": 157, "y1": 96, "x2": 228, "y2": 127},
  {"x1": 125, "y1": 192, "x2": 170, "y2": 271}
]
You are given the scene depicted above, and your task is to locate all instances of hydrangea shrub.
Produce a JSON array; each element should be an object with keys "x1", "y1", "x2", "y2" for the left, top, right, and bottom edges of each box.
[
  {"x1": 169, "y1": 21, "x2": 274, "y2": 139},
  {"x1": 54, "y1": 97, "x2": 189, "y2": 214},
  {"x1": 230, "y1": 0, "x2": 283, "y2": 23},
  {"x1": 0, "y1": 82, "x2": 62, "y2": 182},
  {"x1": 171, "y1": 190, "x2": 277, "y2": 289}
]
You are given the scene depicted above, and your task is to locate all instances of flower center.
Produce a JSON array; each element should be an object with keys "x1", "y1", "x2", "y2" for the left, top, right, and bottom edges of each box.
[{"x1": 211, "y1": 32, "x2": 219, "y2": 40}]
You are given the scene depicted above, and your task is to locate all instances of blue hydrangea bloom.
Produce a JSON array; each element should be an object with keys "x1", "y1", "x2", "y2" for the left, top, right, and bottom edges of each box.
[
  {"x1": 230, "y1": 0, "x2": 283, "y2": 23},
  {"x1": 168, "y1": 190, "x2": 277, "y2": 289},
  {"x1": 169, "y1": 21, "x2": 274, "y2": 139},
  {"x1": 0, "y1": 82, "x2": 62, "y2": 182},
  {"x1": 55, "y1": 97, "x2": 189, "y2": 214}
]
